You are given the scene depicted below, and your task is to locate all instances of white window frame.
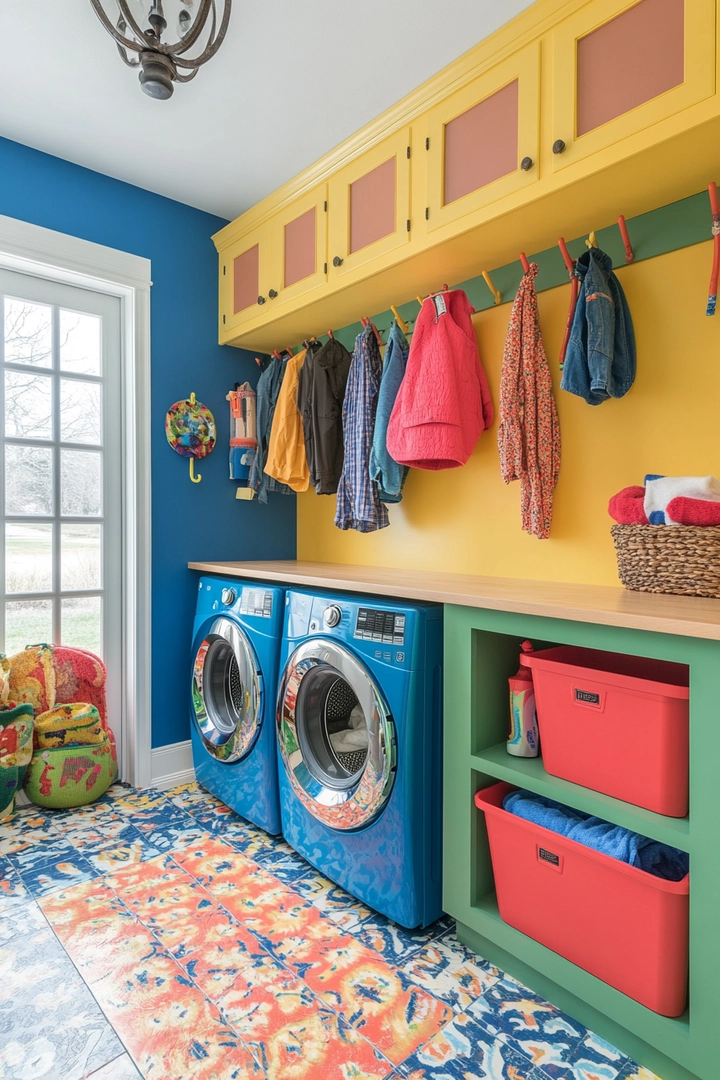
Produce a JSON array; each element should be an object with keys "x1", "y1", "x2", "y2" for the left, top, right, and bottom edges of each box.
[{"x1": 0, "y1": 213, "x2": 152, "y2": 788}]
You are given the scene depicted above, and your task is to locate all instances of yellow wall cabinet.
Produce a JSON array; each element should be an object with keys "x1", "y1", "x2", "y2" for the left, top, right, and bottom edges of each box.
[
  {"x1": 214, "y1": 0, "x2": 720, "y2": 350},
  {"x1": 327, "y1": 128, "x2": 412, "y2": 284},
  {"x1": 218, "y1": 185, "x2": 328, "y2": 343},
  {"x1": 550, "y1": 0, "x2": 716, "y2": 174},
  {"x1": 424, "y1": 42, "x2": 541, "y2": 236}
]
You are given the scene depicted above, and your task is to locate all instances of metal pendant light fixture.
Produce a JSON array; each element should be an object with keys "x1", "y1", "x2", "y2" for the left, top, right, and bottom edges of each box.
[{"x1": 90, "y1": 0, "x2": 232, "y2": 100}]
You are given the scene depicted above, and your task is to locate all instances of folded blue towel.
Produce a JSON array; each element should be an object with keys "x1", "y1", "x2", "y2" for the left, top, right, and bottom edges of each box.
[{"x1": 503, "y1": 790, "x2": 689, "y2": 881}]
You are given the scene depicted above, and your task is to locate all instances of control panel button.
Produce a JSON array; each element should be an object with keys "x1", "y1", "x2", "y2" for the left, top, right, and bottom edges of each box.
[
  {"x1": 221, "y1": 588, "x2": 236, "y2": 606},
  {"x1": 323, "y1": 605, "x2": 342, "y2": 628}
]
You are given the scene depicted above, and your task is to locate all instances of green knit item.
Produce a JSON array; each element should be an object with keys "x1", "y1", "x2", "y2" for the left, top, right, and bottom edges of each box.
[
  {"x1": 0, "y1": 703, "x2": 35, "y2": 819},
  {"x1": 24, "y1": 736, "x2": 114, "y2": 809}
]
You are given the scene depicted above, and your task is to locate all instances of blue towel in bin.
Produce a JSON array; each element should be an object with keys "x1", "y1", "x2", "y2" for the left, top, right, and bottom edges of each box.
[{"x1": 503, "y1": 790, "x2": 689, "y2": 881}]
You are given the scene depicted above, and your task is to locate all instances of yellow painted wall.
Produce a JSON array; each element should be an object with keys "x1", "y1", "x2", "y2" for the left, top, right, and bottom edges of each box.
[{"x1": 297, "y1": 241, "x2": 719, "y2": 586}]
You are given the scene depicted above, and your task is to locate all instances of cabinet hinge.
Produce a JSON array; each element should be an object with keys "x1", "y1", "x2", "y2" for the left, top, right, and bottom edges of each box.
[
  {"x1": 406, "y1": 145, "x2": 411, "y2": 159},
  {"x1": 223, "y1": 265, "x2": 226, "y2": 275},
  {"x1": 406, "y1": 219, "x2": 411, "y2": 232},
  {"x1": 222, "y1": 314, "x2": 226, "y2": 324},
  {"x1": 425, "y1": 137, "x2": 430, "y2": 150},
  {"x1": 324, "y1": 262, "x2": 327, "y2": 275},
  {"x1": 324, "y1": 200, "x2": 327, "y2": 212},
  {"x1": 425, "y1": 207, "x2": 429, "y2": 220}
]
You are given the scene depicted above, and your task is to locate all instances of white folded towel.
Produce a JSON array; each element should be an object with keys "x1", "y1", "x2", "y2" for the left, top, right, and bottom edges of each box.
[
  {"x1": 644, "y1": 475, "x2": 720, "y2": 525},
  {"x1": 348, "y1": 705, "x2": 365, "y2": 730},
  {"x1": 330, "y1": 727, "x2": 369, "y2": 754}
]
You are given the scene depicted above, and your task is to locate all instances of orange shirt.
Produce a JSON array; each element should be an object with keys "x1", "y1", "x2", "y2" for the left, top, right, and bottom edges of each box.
[{"x1": 264, "y1": 348, "x2": 309, "y2": 492}]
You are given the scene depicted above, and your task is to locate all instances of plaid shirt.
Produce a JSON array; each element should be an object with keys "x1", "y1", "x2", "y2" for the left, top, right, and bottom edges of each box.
[{"x1": 335, "y1": 327, "x2": 389, "y2": 532}]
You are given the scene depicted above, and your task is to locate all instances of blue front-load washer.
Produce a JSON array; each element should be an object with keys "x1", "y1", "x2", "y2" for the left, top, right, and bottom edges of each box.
[
  {"x1": 276, "y1": 589, "x2": 443, "y2": 927},
  {"x1": 190, "y1": 576, "x2": 284, "y2": 835}
]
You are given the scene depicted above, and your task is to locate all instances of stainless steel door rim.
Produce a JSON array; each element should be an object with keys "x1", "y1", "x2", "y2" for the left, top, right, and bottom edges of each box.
[
  {"x1": 277, "y1": 638, "x2": 396, "y2": 830},
  {"x1": 192, "y1": 617, "x2": 262, "y2": 762}
]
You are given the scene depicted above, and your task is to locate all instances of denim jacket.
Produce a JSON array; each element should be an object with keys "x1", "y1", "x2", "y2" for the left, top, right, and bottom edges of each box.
[
  {"x1": 561, "y1": 247, "x2": 636, "y2": 406},
  {"x1": 369, "y1": 321, "x2": 409, "y2": 503}
]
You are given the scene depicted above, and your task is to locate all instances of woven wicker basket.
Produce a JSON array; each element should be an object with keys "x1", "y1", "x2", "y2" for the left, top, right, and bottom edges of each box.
[{"x1": 611, "y1": 524, "x2": 720, "y2": 598}]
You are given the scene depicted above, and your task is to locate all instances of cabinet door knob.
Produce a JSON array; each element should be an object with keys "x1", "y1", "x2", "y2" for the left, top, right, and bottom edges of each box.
[
  {"x1": 268, "y1": 289, "x2": 278, "y2": 299},
  {"x1": 332, "y1": 256, "x2": 344, "y2": 267},
  {"x1": 552, "y1": 139, "x2": 566, "y2": 155},
  {"x1": 520, "y1": 156, "x2": 534, "y2": 171},
  {"x1": 257, "y1": 295, "x2": 266, "y2": 305}
]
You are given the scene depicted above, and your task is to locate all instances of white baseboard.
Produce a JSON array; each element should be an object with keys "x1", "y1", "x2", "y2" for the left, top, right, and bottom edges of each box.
[{"x1": 149, "y1": 740, "x2": 196, "y2": 790}]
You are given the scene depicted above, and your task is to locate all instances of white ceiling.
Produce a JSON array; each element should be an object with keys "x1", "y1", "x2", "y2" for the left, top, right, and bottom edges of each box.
[{"x1": 0, "y1": 0, "x2": 535, "y2": 222}]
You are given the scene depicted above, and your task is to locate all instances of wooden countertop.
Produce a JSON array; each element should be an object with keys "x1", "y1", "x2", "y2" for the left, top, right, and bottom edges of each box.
[{"x1": 187, "y1": 560, "x2": 720, "y2": 641}]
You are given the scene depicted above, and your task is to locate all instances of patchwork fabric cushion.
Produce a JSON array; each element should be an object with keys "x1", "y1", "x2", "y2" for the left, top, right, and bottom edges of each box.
[
  {"x1": 7, "y1": 645, "x2": 117, "y2": 781},
  {"x1": 24, "y1": 736, "x2": 114, "y2": 809},
  {"x1": 0, "y1": 703, "x2": 35, "y2": 820},
  {"x1": 35, "y1": 703, "x2": 105, "y2": 750}
]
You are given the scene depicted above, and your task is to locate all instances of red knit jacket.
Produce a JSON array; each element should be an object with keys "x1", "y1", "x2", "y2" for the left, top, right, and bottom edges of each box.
[{"x1": 386, "y1": 289, "x2": 493, "y2": 470}]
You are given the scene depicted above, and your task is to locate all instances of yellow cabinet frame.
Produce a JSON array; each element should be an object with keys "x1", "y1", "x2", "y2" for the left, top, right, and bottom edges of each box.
[
  {"x1": 551, "y1": 0, "x2": 716, "y2": 173},
  {"x1": 327, "y1": 127, "x2": 412, "y2": 281},
  {"x1": 218, "y1": 225, "x2": 269, "y2": 338},
  {"x1": 267, "y1": 184, "x2": 328, "y2": 312},
  {"x1": 424, "y1": 41, "x2": 541, "y2": 234}
]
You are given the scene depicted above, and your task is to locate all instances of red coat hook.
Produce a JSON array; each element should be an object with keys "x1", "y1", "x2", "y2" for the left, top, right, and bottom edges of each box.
[
  {"x1": 558, "y1": 237, "x2": 575, "y2": 276},
  {"x1": 327, "y1": 329, "x2": 334, "y2": 339},
  {"x1": 617, "y1": 215, "x2": 634, "y2": 263},
  {"x1": 707, "y1": 182, "x2": 720, "y2": 316},
  {"x1": 520, "y1": 252, "x2": 530, "y2": 273}
]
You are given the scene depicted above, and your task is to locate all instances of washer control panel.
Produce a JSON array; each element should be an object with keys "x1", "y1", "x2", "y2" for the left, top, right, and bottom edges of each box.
[
  {"x1": 354, "y1": 607, "x2": 405, "y2": 645},
  {"x1": 240, "y1": 587, "x2": 274, "y2": 618}
]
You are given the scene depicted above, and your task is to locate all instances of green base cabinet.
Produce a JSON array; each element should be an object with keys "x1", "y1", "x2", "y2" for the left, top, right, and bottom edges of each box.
[{"x1": 442, "y1": 604, "x2": 720, "y2": 1080}]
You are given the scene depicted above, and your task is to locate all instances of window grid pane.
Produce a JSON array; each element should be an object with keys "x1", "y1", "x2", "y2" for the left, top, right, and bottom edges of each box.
[{"x1": 2, "y1": 290, "x2": 106, "y2": 655}]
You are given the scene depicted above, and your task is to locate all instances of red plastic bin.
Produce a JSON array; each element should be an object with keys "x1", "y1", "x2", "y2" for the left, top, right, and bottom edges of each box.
[
  {"x1": 523, "y1": 646, "x2": 689, "y2": 817},
  {"x1": 475, "y1": 782, "x2": 689, "y2": 1016}
]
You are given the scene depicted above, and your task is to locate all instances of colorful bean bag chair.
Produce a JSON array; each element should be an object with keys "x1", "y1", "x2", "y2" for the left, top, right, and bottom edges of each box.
[
  {"x1": 7, "y1": 645, "x2": 117, "y2": 781},
  {"x1": 0, "y1": 703, "x2": 35, "y2": 820},
  {"x1": 24, "y1": 703, "x2": 114, "y2": 809}
]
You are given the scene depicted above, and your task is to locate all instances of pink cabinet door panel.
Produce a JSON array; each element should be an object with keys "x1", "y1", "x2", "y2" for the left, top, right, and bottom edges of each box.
[
  {"x1": 233, "y1": 245, "x2": 259, "y2": 314},
  {"x1": 350, "y1": 157, "x2": 396, "y2": 254},
  {"x1": 444, "y1": 80, "x2": 519, "y2": 206},
  {"x1": 284, "y1": 207, "x2": 316, "y2": 288},
  {"x1": 577, "y1": 0, "x2": 684, "y2": 136}
]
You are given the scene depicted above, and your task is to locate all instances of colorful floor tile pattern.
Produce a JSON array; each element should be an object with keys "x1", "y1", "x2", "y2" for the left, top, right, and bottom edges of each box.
[{"x1": 0, "y1": 782, "x2": 661, "y2": 1080}]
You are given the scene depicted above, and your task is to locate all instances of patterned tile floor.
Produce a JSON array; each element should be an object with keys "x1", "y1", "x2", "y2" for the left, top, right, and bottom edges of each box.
[{"x1": 0, "y1": 781, "x2": 661, "y2": 1080}]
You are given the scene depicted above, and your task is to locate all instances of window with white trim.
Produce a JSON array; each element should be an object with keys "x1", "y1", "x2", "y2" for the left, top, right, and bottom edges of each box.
[{"x1": 0, "y1": 268, "x2": 121, "y2": 665}]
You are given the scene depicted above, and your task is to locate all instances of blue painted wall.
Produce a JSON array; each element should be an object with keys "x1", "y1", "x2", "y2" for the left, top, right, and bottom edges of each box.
[{"x1": 0, "y1": 137, "x2": 297, "y2": 749}]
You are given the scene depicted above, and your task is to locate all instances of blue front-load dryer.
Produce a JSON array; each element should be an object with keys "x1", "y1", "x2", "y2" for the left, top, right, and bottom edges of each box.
[
  {"x1": 277, "y1": 589, "x2": 443, "y2": 928},
  {"x1": 190, "y1": 576, "x2": 284, "y2": 835}
]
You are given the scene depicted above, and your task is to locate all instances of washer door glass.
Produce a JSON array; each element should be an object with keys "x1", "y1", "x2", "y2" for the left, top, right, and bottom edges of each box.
[
  {"x1": 192, "y1": 617, "x2": 262, "y2": 762},
  {"x1": 277, "y1": 639, "x2": 396, "y2": 830}
]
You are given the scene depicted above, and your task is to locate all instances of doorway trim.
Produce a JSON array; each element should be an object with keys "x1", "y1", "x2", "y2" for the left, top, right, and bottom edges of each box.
[{"x1": 0, "y1": 213, "x2": 152, "y2": 788}]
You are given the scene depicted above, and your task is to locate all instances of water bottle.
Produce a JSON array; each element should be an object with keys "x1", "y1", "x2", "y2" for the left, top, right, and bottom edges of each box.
[{"x1": 507, "y1": 641, "x2": 539, "y2": 758}]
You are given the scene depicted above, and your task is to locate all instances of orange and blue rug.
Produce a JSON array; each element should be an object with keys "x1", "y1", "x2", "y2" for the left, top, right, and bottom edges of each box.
[{"x1": 0, "y1": 781, "x2": 659, "y2": 1080}]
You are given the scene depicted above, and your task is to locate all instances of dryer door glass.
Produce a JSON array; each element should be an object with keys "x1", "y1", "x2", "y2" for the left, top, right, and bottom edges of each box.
[
  {"x1": 192, "y1": 617, "x2": 263, "y2": 762},
  {"x1": 277, "y1": 639, "x2": 396, "y2": 830}
]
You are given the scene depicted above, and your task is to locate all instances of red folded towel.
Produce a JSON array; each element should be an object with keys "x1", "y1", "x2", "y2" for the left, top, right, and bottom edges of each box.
[
  {"x1": 609, "y1": 486, "x2": 648, "y2": 525},
  {"x1": 666, "y1": 497, "x2": 720, "y2": 526}
]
